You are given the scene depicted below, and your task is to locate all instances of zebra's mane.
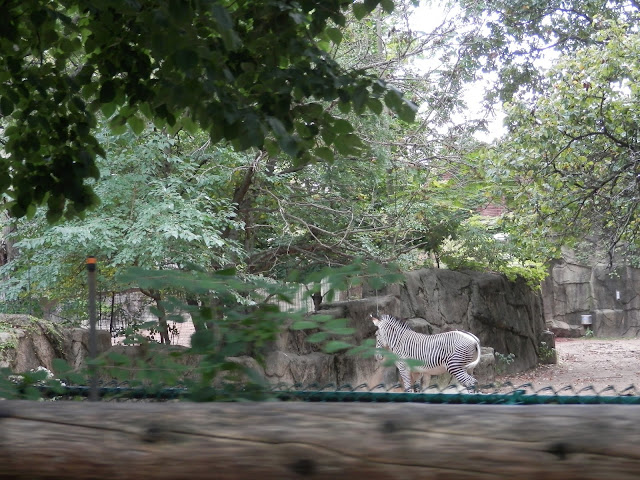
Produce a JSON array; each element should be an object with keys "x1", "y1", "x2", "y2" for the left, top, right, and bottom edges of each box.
[{"x1": 379, "y1": 314, "x2": 410, "y2": 330}]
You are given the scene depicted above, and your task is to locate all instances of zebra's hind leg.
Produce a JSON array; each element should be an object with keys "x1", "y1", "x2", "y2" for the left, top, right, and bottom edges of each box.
[{"x1": 448, "y1": 366, "x2": 478, "y2": 392}]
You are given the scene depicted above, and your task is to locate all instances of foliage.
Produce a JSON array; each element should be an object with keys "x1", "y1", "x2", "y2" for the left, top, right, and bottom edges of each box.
[
  {"x1": 0, "y1": 1, "x2": 545, "y2": 331},
  {"x1": 438, "y1": 216, "x2": 547, "y2": 286},
  {"x1": 0, "y1": 1, "x2": 561, "y2": 401},
  {"x1": 494, "y1": 351, "x2": 515, "y2": 375},
  {"x1": 233, "y1": 1, "x2": 509, "y2": 277},
  {"x1": 0, "y1": 0, "x2": 416, "y2": 221},
  {"x1": 0, "y1": 367, "x2": 66, "y2": 400},
  {"x1": 484, "y1": 15, "x2": 640, "y2": 264},
  {"x1": 457, "y1": 0, "x2": 638, "y2": 104},
  {"x1": 243, "y1": 147, "x2": 483, "y2": 276},
  {"x1": 0, "y1": 259, "x2": 401, "y2": 400},
  {"x1": 538, "y1": 341, "x2": 556, "y2": 362},
  {"x1": 450, "y1": 2, "x2": 640, "y2": 266},
  {"x1": 0, "y1": 127, "x2": 244, "y2": 321}
]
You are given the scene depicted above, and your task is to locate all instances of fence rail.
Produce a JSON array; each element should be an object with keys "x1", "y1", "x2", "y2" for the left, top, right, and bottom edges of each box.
[
  {"x1": 22, "y1": 381, "x2": 640, "y2": 405},
  {"x1": 2, "y1": 400, "x2": 640, "y2": 479}
]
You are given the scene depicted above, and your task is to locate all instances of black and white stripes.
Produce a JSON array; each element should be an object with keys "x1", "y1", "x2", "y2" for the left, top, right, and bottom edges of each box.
[{"x1": 372, "y1": 314, "x2": 481, "y2": 392}]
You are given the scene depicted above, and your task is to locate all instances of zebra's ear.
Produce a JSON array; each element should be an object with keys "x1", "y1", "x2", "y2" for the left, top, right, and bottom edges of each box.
[{"x1": 370, "y1": 314, "x2": 380, "y2": 326}]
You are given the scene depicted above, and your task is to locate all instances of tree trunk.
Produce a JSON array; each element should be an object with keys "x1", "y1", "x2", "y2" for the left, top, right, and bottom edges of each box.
[
  {"x1": 156, "y1": 305, "x2": 170, "y2": 344},
  {"x1": 139, "y1": 288, "x2": 170, "y2": 344},
  {"x1": 0, "y1": 213, "x2": 17, "y2": 267},
  {"x1": 1, "y1": 401, "x2": 640, "y2": 479}
]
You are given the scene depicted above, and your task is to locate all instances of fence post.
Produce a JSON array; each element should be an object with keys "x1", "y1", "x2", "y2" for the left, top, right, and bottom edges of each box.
[{"x1": 86, "y1": 256, "x2": 98, "y2": 401}]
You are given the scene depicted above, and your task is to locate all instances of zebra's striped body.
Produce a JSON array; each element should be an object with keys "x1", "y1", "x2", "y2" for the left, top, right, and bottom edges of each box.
[{"x1": 372, "y1": 314, "x2": 481, "y2": 392}]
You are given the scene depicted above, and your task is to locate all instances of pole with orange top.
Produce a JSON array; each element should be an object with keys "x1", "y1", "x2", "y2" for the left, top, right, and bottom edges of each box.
[{"x1": 86, "y1": 256, "x2": 98, "y2": 401}]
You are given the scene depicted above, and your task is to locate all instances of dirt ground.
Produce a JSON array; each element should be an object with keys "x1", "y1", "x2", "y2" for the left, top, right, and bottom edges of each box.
[{"x1": 492, "y1": 337, "x2": 640, "y2": 394}]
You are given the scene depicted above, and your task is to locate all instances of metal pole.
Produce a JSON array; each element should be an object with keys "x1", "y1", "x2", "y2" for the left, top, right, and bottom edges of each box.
[{"x1": 86, "y1": 256, "x2": 98, "y2": 401}]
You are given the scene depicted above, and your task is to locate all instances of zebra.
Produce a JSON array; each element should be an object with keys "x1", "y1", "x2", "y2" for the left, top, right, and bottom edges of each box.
[{"x1": 371, "y1": 314, "x2": 481, "y2": 392}]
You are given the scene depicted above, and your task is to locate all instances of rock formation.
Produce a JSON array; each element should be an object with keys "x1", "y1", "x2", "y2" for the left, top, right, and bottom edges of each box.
[
  {"x1": 542, "y1": 259, "x2": 640, "y2": 337},
  {"x1": 260, "y1": 268, "x2": 550, "y2": 388},
  {"x1": 0, "y1": 314, "x2": 110, "y2": 373},
  {"x1": 1, "y1": 268, "x2": 551, "y2": 390}
]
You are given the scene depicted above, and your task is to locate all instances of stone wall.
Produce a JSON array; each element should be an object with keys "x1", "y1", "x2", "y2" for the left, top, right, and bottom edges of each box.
[
  {"x1": 262, "y1": 268, "x2": 548, "y2": 388},
  {"x1": 1, "y1": 269, "x2": 549, "y2": 389},
  {"x1": 542, "y1": 259, "x2": 640, "y2": 337},
  {"x1": 0, "y1": 314, "x2": 111, "y2": 373}
]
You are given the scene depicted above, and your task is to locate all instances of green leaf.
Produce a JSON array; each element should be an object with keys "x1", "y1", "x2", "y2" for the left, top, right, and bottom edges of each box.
[
  {"x1": 52, "y1": 358, "x2": 73, "y2": 375},
  {"x1": 291, "y1": 320, "x2": 319, "y2": 330},
  {"x1": 107, "y1": 351, "x2": 133, "y2": 365},
  {"x1": 99, "y1": 81, "x2": 116, "y2": 104},
  {"x1": 321, "y1": 126, "x2": 336, "y2": 145},
  {"x1": 306, "y1": 332, "x2": 328, "y2": 343},
  {"x1": 175, "y1": 48, "x2": 199, "y2": 71},
  {"x1": 333, "y1": 119, "x2": 354, "y2": 133},
  {"x1": 326, "y1": 27, "x2": 343, "y2": 45},
  {"x1": 384, "y1": 89, "x2": 417, "y2": 123},
  {"x1": 352, "y1": 3, "x2": 368, "y2": 20},
  {"x1": 338, "y1": 101, "x2": 351, "y2": 114},
  {"x1": 127, "y1": 115, "x2": 145, "y2": 135},
  {"x1": 25, "y1": 204, "x2": 37, "y2": 219},
  {"x1": 317, "y1": 39, "x2": 331, "y2": 52},
  {"x1": 352, "y1": 86, "x2": 368, "y2": 113},
  {"x1": 109, "y1": 114, "x2": 127, "y2": 134},
  {"x1": 334, "y1": 133, "x2": 363, "y2": 155},
  {"x1": 191, "y1": 330, "x2": 216, "y2": 352},
  {"x1": 364, "y1": 0, "x2": 379, "y2": 9},
  {"x1": 324, "y1": 340, "x2": 352, "y2": 353},
  {"x1": 0, "y1": 96, "x2": 14, "y2": 116},
  {"x1": 211, "y1": 4, "x2": 240, "y2": 50},
  {"x1": 314, "y1": 146, "x2": 334, "y2": 162},
  {"x1": 325, "y1": 318, "x2": 348, "y2": 330},
  {"x1": 367, "y1": 97, "x2": 383, "y2": 115},
  {"x1": 29, "y1": 9, "x2": 48, "y2": 28},
  {"x1": 380, "y1": 0, "x2": 394, "y2": 13},
  {"x1": 266, "y1": 116, "x2": 288, "y2": 137},
  {"x1": 279, "y1": 134, "x2": 300, "y2": 157}
]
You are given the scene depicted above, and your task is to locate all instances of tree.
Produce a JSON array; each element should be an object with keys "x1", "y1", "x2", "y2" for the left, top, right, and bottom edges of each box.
[
  {"x1": 456, "y1": 0, "x2": 637, "y2": 103},
  {"x1": 2, "y1": 1, "x2": 533, "y2": 304},
  {"x1": 0, "y1": 0, "x2": 415, "y2": 221},
  {"x1": 0, "y1": 126, "x2": 247, "y2": 337},
  {"x1": 486, "y1": 16, "x2": 640, "y2": 264},
  {"x1": 229, "y1": 1, "x2": 515, "y2": 277},
  {"x1": 2, "y1": 0, "x2": 550, "y2": 348},
  {"x1": 448, "y1": 1, "x2": 640, "y2": 264}
]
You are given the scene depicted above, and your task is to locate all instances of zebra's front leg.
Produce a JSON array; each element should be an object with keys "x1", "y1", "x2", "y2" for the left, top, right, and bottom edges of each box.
[
  {"x1": 396, "y1": 361, "x2": 416, "y2": 392},
  {"x1": 410, "y1": 372, "x2": 427, "y2": 393}
]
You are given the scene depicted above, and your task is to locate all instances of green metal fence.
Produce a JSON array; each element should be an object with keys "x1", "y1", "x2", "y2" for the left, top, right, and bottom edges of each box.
[{"x1": 22, "y1": 381, "x2": 640, "y2": 405}]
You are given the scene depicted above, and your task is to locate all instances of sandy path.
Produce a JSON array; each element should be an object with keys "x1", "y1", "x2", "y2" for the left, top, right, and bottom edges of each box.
[{"x1": 491, "y1": 337, "x2": 640, "y2": 394}]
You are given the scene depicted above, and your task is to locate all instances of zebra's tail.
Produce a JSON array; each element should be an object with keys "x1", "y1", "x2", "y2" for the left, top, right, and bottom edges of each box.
[{"x1": 462, "y1": 332, "x2": 481, "y2": 370}]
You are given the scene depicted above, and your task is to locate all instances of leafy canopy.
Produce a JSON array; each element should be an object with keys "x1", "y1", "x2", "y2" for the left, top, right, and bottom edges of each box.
[
  {"x1": 0, "y1": 126, "x2": 246, "y2": 307},
  {"x1": 489, "y1": 16, "x2": 640, "y2": 262},
  {"x1": 457, "y1": 0, "x2": 637, "y2": 104},
  {"x1": 0, "y1": 0, "x2": 415, "y2": 221}
]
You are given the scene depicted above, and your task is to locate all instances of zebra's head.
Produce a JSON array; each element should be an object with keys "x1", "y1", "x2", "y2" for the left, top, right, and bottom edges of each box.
[{"x1": 371, "y1": 314, "x2": 391, "y2": 360}]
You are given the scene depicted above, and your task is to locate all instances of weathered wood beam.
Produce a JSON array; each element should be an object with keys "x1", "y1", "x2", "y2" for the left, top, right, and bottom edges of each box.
[{"x1": 1, "y1": 400, "x2": 639, "y2": 479}]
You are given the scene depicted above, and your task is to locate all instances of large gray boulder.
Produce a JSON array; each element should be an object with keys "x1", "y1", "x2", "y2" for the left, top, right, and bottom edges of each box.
[
  {"x1": 0, "y1": 314, "x2": 65, "y2": 372},
  {"x1": 548, "y1": 318, "x2": 583, "y2": 338},
  {"x1": 0, "y1": 268, "x2": 549, "y2": 391},
  {"x1": 0, "y1": 314, "x2": 111, "y2": 373},
  {"x1": 393, "y1": 269, "x2": 546, "y2": 374},
  {"x1": 62, "y1": 327, "x2": 112, "y2": 370},
  {"x1": 263, "y1": 268, "x2": 549, "y2": 389},
  {"x1": 542, "y1": 259, "x2": 640, "y2": 337}
]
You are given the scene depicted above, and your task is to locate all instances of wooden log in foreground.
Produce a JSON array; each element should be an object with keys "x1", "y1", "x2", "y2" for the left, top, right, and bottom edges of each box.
[{"x1": 1, "y1": 400, "x2": 640, "y2": 480}]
